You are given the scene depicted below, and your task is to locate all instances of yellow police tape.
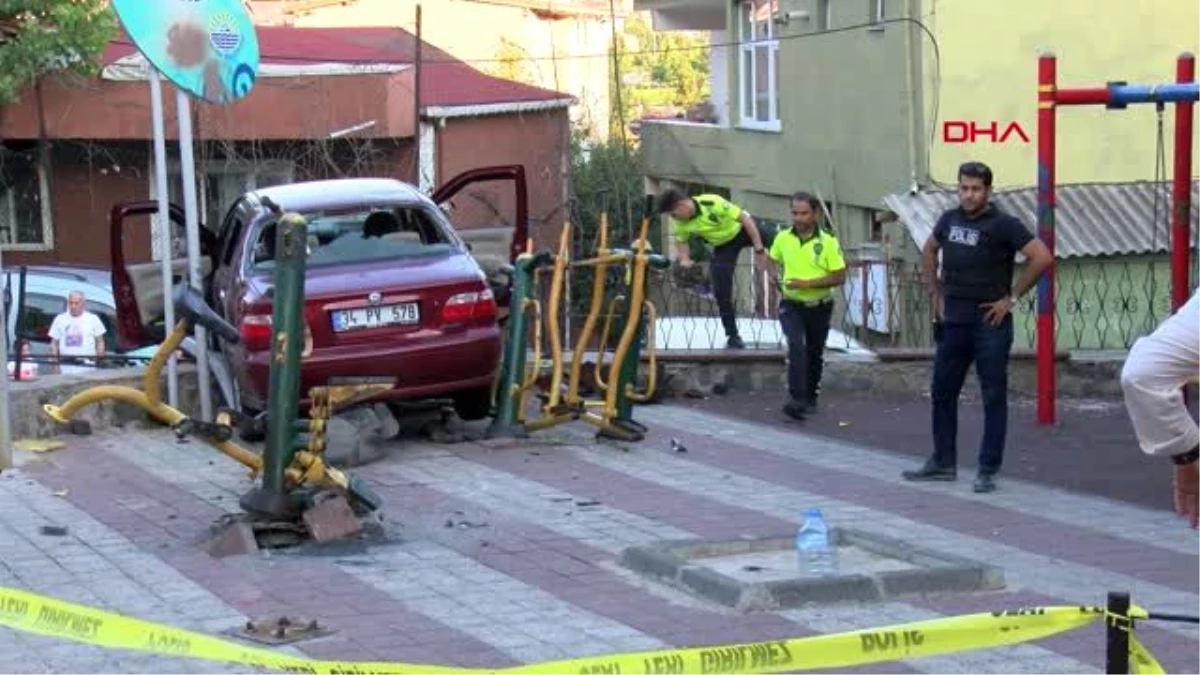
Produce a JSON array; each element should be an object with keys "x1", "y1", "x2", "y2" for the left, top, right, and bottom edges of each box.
[{"x1": 0, "y1": 585, "x2": 1165, "y2": 674}]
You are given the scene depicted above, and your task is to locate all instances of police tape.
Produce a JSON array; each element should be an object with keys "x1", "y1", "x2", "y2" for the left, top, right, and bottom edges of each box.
[{"x1": 0, "y1": 585, "x2": 1165, "y2": 674}]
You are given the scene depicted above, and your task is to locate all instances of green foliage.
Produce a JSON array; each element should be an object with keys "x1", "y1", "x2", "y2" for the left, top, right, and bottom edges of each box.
[
  {"x1": 566, "y1": 125, "x2": 653, "y2": 316},
  {"x1": 569, "y1": 126, "x2": 647, "y2": 248},
  {"x1": 611, "y1": 12, "x2": 710, "y2": 134},
  {"x1": 623, "y1": 15, "x2": 709, "y2": 107},
  {"x1": 0, "y1": 0, "x2": 116, "y2": 105}
]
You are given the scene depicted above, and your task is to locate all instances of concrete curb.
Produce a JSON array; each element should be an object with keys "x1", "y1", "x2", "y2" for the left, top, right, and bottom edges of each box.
[{"x1": 619, "y1": 529, "x2": 1006, "y2": 612}]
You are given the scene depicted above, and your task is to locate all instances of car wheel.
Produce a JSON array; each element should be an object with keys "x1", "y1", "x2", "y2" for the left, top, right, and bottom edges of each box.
[{"x1": 452, "y1": 386, "x2": 493, "y2": 421}]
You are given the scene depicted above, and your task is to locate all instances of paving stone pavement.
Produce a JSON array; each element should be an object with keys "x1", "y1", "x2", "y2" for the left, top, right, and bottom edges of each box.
[
  {"x1": 1, "y1": 401, "x2": 1196, "y2": 674},
  {"x1": 0, "y1": 470, "x2": 264, "y2": 674}
]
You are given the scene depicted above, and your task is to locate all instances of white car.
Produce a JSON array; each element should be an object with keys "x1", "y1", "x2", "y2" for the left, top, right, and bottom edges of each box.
[
  {"x1": 2, "y1": 265, "x2": 157, "y2": 363},
  {"x1": 2, "y1": 265, "x2": 235, "y2": 406}
]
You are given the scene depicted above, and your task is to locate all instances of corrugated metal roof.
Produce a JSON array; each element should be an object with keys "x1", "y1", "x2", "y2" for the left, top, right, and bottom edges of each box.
[{"x1": 883, "y1": 181, "x2": 1200, "y2": 259}]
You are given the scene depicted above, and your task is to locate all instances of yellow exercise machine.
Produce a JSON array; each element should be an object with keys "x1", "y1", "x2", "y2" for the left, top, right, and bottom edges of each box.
[{"x1": 487, "y1": 214, "x2": 669, "y2": 442}]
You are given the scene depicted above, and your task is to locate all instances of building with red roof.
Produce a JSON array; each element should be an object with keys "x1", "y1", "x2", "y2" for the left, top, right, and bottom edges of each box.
[
  {"x1": 0, "y1": 25, "x2": 574, "y2": 268},
  {"x1": 246, "y1": 0, "x2": 631, "y2": 137}
]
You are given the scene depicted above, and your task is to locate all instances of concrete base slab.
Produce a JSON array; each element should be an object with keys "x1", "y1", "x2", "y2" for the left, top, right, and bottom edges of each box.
[
  {"x1": 620, "y1": 528, "x2": 1005, "y2": 612},
  {"x1": 699, "y1": 546, "x2": 915, "y2": 583}
]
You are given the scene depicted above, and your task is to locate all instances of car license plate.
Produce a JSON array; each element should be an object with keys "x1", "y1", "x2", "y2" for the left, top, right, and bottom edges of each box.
[{"x1": 331, "y1": 303, "x2": 420, "y2": 332}]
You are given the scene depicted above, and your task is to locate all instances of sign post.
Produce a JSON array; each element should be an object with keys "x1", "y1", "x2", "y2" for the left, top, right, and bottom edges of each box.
[
  {"x1": 0, "y1": 245, "x2": 10, "y2": 470},
  {"x1": 111, "y1": 0, "x2": 259, "y2": 421},
  {"x1": 148, "y1": 69, "x2": 177, "y2": 408}
]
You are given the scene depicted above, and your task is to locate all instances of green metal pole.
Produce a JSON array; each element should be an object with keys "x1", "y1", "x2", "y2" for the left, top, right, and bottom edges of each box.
[
  {"x1": 612, "y1": 253, "x2": 669, "y2": 429},
  {"x1": 488, "y1": 251, "x2": 551, "y2": 437},
  {"x1": 611, "y1": 296, "x2": 640, "y2": 425},
  {"x1": 241, "y1": 213, "x2": 308, "y2": 517}
]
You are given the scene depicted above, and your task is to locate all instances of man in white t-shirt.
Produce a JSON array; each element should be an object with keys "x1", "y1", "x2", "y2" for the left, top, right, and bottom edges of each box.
[{"x1": 49, "y1": 290, "x2": 106, "y2": 375}]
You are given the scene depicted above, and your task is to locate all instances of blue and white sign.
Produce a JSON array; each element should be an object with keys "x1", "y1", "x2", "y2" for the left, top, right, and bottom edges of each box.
[{"x1": 111, "y1": 0, "x2": 260, "y2": 105}]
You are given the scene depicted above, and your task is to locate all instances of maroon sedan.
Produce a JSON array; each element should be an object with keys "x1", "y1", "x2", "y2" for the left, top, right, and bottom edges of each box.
[
  {"x1": 108, "y1": 167, "x2": 528, "y2": 424},
  {"x1": 208, "y1": 176, "x2": 513, "y2": 421}
]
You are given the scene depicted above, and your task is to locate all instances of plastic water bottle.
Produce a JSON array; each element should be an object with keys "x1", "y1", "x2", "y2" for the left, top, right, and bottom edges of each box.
[{"x1": 796, "y1": 508, "x2": 838, "y2": 576}]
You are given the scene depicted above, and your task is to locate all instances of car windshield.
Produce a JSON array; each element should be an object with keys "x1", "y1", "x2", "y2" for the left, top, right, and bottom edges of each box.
[{"x1": 249, "y1": 205, "x2": 456, "y2": 271}]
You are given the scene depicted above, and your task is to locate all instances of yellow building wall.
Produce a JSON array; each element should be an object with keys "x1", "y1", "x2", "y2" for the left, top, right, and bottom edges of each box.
[
  {"x1": 927, "y1": 0, "x2": 1200, "y2": 189},
  {"x1": 275, "y1": 0, "x2": 616, "y2": 135}
]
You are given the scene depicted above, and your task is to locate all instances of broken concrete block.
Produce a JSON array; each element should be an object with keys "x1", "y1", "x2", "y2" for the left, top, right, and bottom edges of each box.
[
  {"x1": 302, "y1": 495, "x2": 362, "y2": 543},
  {"x1": 322, "y1": 406, "x2": 395, "y2": 468},
  {"x1": 204, "y1": 521, "x2": 259, "y2": 558}
]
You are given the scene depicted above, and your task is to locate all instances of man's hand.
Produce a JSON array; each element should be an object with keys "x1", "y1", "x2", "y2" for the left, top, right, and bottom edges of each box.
[
  {"x1": 933, "y1": 294, "x2": 945, "y2": 321},
  {"x1": 676, "y1": 258, "x2": 693, "y2": 270},
  {"x1": 753, "y1": 249, "x2": 767, "y2": 267},
  {"x1": 980, "y1": 296, "x2": 1014, "y2": 326},
  {"x1": 1173, "y1": 462, "x2": 1199, "y2": 528},
  {"x1": 784, "y1": 278, "x2": 809, "y2": 290}
]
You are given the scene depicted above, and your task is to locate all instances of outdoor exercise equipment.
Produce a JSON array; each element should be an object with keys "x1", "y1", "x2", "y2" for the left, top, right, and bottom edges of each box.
[
  {"x1": 488, "y1": 213, "x2": 669, "y2": 442},
  {"x1": 1034, "y1": 52, "x2": 1197, "y2": 425},
  {"x1": 42, "y1": 213, "x2": 383, "y2": 521}
]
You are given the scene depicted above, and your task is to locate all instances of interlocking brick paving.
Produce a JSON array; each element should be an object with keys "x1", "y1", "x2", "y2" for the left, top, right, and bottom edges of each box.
[{"x1": 2, "y1": 399, "x2": 1194, "y2": 674}]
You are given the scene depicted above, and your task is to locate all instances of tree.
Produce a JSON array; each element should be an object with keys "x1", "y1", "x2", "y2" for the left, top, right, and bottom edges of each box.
[
  {"x1": 0, "y1": 0, "x2": 116, "y2": 106},
  {"x1": 610, "y1": 13, "x2": 710, "y2": 138},
  {"x1": 622, "y1": 14, "x2": 708, "y2": 107},
  {"x1": 0, "y1": 1, "x2": 114, "y2": 252}
]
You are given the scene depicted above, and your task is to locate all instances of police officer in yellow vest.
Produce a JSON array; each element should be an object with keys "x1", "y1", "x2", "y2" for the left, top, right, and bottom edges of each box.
[
  {"x1": 769, "y1": 191, "x2": 847, "y2": 421},
  {"x1": 656, "y1": 188, "x2": 767, "y2": 349}
]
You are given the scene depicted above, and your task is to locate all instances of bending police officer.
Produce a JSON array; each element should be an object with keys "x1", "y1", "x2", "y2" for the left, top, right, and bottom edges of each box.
[{"x1": 657, "y1": 188, "x2": 767, "y2": 349}]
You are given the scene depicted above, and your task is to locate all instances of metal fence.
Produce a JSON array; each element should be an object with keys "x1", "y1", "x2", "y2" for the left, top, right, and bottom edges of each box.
[{"x1": 549, "y1": 230, "x2": 1177, "y2": 356}]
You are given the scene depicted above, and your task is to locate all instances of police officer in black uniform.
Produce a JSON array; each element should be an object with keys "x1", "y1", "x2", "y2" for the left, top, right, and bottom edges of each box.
[{"x1": 901, "y1": 162, "x2": 1053, "y2": 493}]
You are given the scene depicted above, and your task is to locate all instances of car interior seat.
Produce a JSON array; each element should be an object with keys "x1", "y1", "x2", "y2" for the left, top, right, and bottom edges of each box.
[{"x1": 362, "y1": 211, "x2": 401, "y2": 239}]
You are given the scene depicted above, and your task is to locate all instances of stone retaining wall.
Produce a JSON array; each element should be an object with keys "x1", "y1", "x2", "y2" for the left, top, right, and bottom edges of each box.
[
  {"x1": 651, "y1": 352, "x2": 1124, "y2": 401},
  {"x1": 9, "y1": 366, "x2": 202, "y2": 440}
]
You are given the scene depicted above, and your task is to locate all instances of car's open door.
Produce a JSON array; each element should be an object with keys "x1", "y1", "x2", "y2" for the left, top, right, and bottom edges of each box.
[
  {"x1": 109, "y1": 201, "x2": 217, "y2": 350},
  {"x1": 431, "y1": 165, "x2": 528, "y2": 320}
]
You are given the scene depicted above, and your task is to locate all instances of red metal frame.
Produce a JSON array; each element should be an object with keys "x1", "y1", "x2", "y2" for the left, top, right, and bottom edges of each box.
[
  {"x1": 1036, "y1": 56, "x2": 1058, "y2": 426},
  {"x1": 1035, "y1": 52, "x2": 1197, "y2": 425},
  {"x1": 1172, "y1": 55, "x2": 1196, "y2": 311}
]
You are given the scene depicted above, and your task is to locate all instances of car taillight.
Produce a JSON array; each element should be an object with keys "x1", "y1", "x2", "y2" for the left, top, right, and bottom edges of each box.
[
  {"x1": 239, "y1": 314, "x2": 272, "y2": 352},
  {"x1": 441, "y1": 289, "x2": 497, "y2": 326},
  {"x1": 240, "y1": 308, "x2": 315, "y2": 355}
]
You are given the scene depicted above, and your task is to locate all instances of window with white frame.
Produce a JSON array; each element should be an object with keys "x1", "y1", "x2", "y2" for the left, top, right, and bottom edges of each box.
[
  {"x1": 0, "y1": 146, "x2": 53, "y2": 250},
  {"x1": 737, "y1": 0, "x2": 780, "y2": 131},
  {"x1": 150, "y1": 159, "x2": 294, "y2": 260}
]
